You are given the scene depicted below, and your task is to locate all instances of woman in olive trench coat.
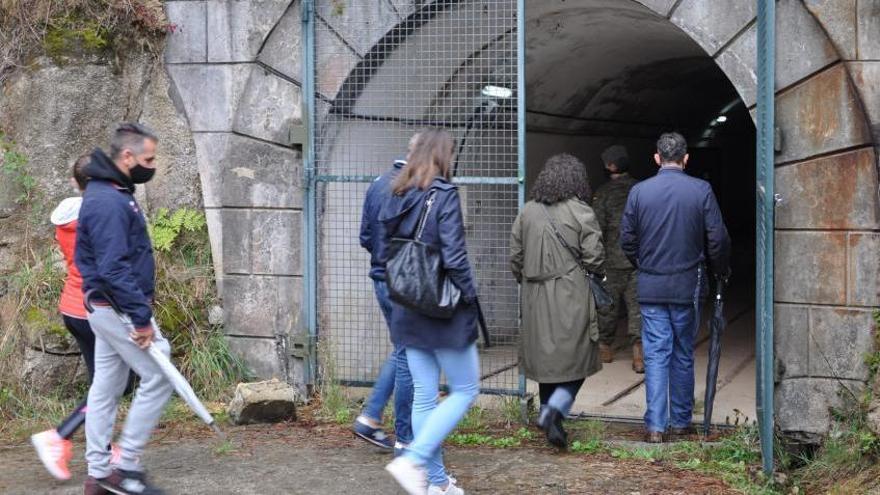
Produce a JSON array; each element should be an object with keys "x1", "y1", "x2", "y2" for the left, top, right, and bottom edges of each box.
[{"x1": 510, "y1": 153, "x2": 605, "y2": 449}]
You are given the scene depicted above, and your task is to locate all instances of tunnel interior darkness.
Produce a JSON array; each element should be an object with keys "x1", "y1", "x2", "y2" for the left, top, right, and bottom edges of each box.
[
  {"x1": 522, "y1": 0, "x2": 757, "y2": 414},
  {"x1": 525, "y1": 1, "x2": 756, "y2": 298}
]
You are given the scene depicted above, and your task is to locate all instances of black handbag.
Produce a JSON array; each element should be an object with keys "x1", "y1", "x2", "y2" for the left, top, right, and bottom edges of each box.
[
  {"x1": 540, "y1": 204, "x2": 614, "y2": 308},
  {"x1": 386, "y1": 190, "x2": 462, "y2": 319}
]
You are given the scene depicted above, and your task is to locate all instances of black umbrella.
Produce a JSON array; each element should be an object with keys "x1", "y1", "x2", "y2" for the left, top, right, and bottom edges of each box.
[{"x1": 702, "y1": 278, "x2": 726, "y2": 436}]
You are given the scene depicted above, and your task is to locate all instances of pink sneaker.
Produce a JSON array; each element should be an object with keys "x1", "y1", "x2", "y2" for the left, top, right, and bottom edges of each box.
[{"x1": 30, "y1": 429, "x2": 72, "y2": 480}]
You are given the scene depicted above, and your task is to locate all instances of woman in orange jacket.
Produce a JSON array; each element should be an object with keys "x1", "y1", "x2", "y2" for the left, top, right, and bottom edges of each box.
[{"x1": 31, "y1": 154, "x2": 121, "y2": 481}]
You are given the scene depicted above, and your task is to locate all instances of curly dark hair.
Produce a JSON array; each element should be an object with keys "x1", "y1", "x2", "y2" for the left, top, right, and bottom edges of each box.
[{"x1": 531, "y1": 153, "x2": 592, "y2": 205}]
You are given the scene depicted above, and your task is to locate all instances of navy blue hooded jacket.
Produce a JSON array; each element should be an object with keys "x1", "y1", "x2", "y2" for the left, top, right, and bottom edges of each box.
[
  {"x1": 378, "y1": 178, "x2": 478, "y2": 350},
  {"x1": 620, "y1": 167, "x2": 730, "y2": 305},
  {"x1": 75, "y1": 148, "x2": 155, "y2": 327},
  {"x1": 360, "y1": 159, "x2": 405, "y2": 281}
]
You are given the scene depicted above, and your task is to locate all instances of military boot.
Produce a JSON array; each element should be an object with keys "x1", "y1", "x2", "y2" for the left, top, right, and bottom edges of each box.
[
  {"x1": 632, "y1": 342, "x2": 645, "y2": 374},
  {"x1": 599, "y1": 343, "x2": 614, "y2": 363}
]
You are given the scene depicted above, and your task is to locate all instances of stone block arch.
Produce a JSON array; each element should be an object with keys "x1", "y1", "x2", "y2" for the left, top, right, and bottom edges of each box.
[{"x1": 161, "y1": 0, "x2": 879, "y2": 438}]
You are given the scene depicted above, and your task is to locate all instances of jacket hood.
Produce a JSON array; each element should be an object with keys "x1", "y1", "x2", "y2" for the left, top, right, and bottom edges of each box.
[
  {"x1": 378, "y1": 178, "x2": 455, "y2": 234},
  {"x1": 84, "y1": 148, "x2": 135, "y2": 193},
  {"x1": 378, "y1": 185, "x2": 429, "y2": 234},
  {"x1": 50, "y1": 197, "x2": 82, "y2": 226}
]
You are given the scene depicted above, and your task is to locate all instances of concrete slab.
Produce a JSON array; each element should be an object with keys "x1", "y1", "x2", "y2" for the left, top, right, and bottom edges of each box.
[
  {"x1": 257, "y1": 4, "x2": 302, "y2": 83},
  {"x1": 847, "y1": 61, "x2": 880, "y2": 143},
  {"x1": 222, "y1": 209, "x2": 302, "y2": 276},
  {"x1": 774, "y1": 231, "x2": 848, "y2": 305},
  {"x1": 808, "y1": 307, "x2": 876, "y2": 380},
  {"x1": 164, "y1": 1, "x2": 208, "y2": 63},
  {"x1": 858, "y1": 0, "x2": 880, "y2": 60},
  {"x1": 316, "y1": 0, "x2": 401, "y2": 57},
  {"x1": 219, "y1": 134, "x2": 304, "y2": 209},
  {"x1": 223, "y1": 274, "x2": 302, "y2": 338},
  {"x1": 775, "y1": 147, "x2": 880, "y2": 230},
  {"x1": 227, "y1": 335, "x2": 286, "y2": 379},
  {"x1": 670, "y1": 0, "x2": 756, "y2": 56},
  {"x1": 233, "y1": 66, "x2": 303, "y2": 146},
  {"x1": 776, "y1": 377, "x2": 864, "y2": 439},
  {"x1": 567, "y1": 298, "x2": 757, "y2": 426},
  {"x1": 206, "y1": 0, "x2": 290, "y2": 63},
  {"x1": 167, "y1": 64, "x2": 252, "y2": 132},
  {"x1": 774, "y1": 64, "x2": 872, "y2": 165},
  {"x1": 804, "y1": 0, "x2": 857, "y2": 60},
  {"x1": 774, "y1": 303, "x2": 810, "y2": 380},
  {"x1": 848, "y1": 233, "x2": 880, "y2": 307},
  {"x1": 714, "y1": 25, "x2": 757, "y2": 107},
  {"x1": 775, "y1": 0, "x2": 839, "y2": 92}
]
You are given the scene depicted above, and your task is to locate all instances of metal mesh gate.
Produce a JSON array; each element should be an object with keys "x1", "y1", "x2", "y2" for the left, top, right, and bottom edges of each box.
[{"x1": 304, "y1": 0, "x2": 525, "y2": 396}]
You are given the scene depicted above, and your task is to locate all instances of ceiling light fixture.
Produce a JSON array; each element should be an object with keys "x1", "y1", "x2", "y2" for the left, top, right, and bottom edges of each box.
[{"x1": 481, "y1": 85, "x2": 513, "y2": 99}]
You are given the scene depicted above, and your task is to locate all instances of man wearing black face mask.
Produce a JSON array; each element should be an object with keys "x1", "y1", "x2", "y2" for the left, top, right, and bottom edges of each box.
[{"x1": 75, "y1": 123, "x2": 171, "y2": 495}]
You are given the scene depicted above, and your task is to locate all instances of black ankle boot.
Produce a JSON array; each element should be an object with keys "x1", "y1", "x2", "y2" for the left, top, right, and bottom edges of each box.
[{"x1": 543, "y1": 407, "x2": 567, "y2": 449}]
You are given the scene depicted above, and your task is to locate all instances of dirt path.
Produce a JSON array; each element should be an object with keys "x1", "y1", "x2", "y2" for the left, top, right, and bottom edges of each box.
[{"x1": 1, "y1": 423, "x2": 736, "y2": 494}]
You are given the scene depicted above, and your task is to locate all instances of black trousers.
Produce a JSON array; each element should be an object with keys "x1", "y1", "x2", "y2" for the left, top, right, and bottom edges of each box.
[
  {"x1": 538, "y1": 378, "x2": 585, "y2": 408},
  {"x1": 56, "y1": 315, "x2": 135, "y2": 439}
]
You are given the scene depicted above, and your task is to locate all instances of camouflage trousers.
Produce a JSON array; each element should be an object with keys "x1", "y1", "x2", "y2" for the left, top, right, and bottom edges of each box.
[{"x1": 597, "y1": 268, "x2": 641, "y2": 346}]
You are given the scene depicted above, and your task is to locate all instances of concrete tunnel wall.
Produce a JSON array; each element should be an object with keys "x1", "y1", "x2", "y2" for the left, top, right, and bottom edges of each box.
[{"x1": 159, "y1": 0, "x2": 880, "y2": 438}]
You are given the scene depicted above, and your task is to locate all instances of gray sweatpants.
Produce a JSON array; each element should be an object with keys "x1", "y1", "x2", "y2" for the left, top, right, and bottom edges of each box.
[{"x1": 85, "y1": 307, "x2": 173, "y2": 478}]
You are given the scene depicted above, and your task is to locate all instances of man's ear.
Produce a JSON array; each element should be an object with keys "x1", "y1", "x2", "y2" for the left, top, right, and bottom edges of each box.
[
  {"x1": 653, "y1": 153, "x2": 661, "y2": 166},
  {"x1": 120, "y1": 148, "x2": 132, "y2": 168},
  {"x1": 682, "y1": 154, "x2": 690, "y2": 168}
]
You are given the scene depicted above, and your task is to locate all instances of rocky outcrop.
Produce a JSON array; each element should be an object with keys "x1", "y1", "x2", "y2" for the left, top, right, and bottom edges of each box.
[{"x1": 0, "y1": 51, "x2": 201, "y2": 393}]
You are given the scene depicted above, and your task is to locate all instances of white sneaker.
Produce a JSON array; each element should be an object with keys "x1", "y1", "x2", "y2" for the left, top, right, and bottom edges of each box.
[
  {"x1": 428, "y1": 478, "x2": 465, "y2": 495},
  {"x1": 386, "y1": 456, "x2": 428, "y2": 495},
  {"x1": 30, "y1": 429, "x2": 72, "y2": 480}
]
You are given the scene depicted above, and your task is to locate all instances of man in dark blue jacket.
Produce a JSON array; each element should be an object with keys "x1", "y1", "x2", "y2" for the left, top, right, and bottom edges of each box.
[
  {"x1": 620, "y1": 132, "x2": 730, "y2": 443},
  {"x1": 76, "y1": 123, "x2": 171, "y2": 494},
  {"x1": 351, "y1": 134, "x2": 417, "y2": 455}
]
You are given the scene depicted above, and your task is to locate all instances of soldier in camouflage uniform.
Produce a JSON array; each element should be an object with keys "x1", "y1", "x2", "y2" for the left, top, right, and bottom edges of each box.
[{"x1": 593, "y1": 145, "x2": 644, "y2": 373}]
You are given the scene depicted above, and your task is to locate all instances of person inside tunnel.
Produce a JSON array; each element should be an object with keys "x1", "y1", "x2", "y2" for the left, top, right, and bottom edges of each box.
[{"x1": 523, "y1": 0, "x2": 757, "y2": 424}]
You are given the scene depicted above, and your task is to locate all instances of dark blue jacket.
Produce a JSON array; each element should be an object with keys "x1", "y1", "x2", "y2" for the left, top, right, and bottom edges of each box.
[
  {"x1": 360, "y1": 159, "x2": 406, "y2": 281},
  {"x1": 620, "y1": 167, "x2": 730, "y2": 305},
  {"x1": 75, "y1": 149, "x2": 155, "y2": 327},
  {"x1": 378, "y1": 178, "x2": 478, "y2": 350}
]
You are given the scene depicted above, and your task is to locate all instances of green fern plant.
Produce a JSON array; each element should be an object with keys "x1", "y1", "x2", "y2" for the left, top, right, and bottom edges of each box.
[{"x1": 148, "y1": 208, "x2": 207, "y2": 253}]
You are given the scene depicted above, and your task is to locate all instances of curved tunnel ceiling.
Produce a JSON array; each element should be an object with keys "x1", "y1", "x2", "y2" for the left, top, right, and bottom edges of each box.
[
  {"x1": 334, "y1": 0, "x2": 750, "y2": 145},
  {"x1": 525, "y1": 0, "x2": 747, "y2": 137}
]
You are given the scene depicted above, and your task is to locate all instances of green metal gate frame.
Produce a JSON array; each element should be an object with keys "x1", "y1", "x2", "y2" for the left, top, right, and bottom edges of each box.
[
  {"x1": 301, "y1": 0, "x2": 775, "y2": 466},
  {"x1": 755, "y1": 0, "x2": 776, "y2": 476},
  {"x1": 301, "y1": 0, "x2": 527, "y2": 399}
]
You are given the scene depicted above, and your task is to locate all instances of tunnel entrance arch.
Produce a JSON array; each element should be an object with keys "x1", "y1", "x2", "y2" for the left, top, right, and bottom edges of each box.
[
  {"x1": 523, "y1": 0, "x2": 758, "y2": 423},
  {"x1": 302, "y1": 0, "x2": 877, "y2": 441}
]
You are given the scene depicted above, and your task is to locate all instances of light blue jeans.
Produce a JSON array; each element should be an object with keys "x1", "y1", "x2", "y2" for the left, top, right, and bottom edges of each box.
[
  {"x1": 362, "y1": 280, "x2": 413, "y2": 443},
  {"x1": 640, "y1": 303, "x2": 701, "y2": 433},
  {"x1": 404, "y1": 343, "x2": 480, "y2": 487}
]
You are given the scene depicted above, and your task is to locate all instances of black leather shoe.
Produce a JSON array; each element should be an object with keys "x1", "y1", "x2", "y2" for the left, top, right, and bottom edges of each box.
[
  {"x1": 645, "y1": 431, "x2": 664, "y2": 443},
  {"x1": 668, "y1": 426, "x2": 697, "y2": 436}
]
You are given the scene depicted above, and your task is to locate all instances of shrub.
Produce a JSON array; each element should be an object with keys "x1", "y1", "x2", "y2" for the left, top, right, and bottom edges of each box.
[{"x1": 1, "y1": 0, "x2": 172, "y2": 81}]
